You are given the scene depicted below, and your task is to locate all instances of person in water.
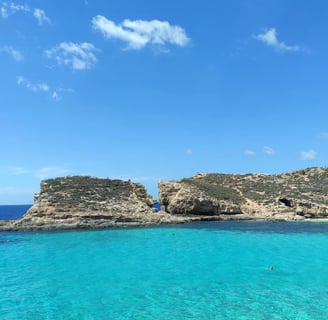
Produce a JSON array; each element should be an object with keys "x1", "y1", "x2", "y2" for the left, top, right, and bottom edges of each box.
[{"x1": 269, "y1": 266, "x2": 273, "y2": 271}]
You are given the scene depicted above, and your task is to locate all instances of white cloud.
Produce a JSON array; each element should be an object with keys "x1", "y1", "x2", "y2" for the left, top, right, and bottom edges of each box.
[
  {"x1": 52, "y1": 91, "x2": 59, "y2": 100},
  {"x1": 92, "y1": 15, "x2": 190, "y2": 50},
  {"x1": 33, "y1": 8, "x2": 50, "y2": 25},
  {"x1": 17, "y1": 76, "x2": 49, "y2": 92},
  {"x1": 0, "y1": 5, "x2": 8, "y2": 17},
  {"x1": 186, "y1": 148, "x2": 193, "y2": 155},
  {"x1": 300, "y1": 150, "x2": 317, "y2": 160},
  {"x1": 0, "y1": 2, "x2": 29, "y2": 17},
  {"x1": 0, "y1": 2, "x2": 50, "y2": 25},
  {"x1": 0, "y1": 45, "x2": 24, "y2": 61},
  {"x1": 17, "y1": 76, "x2": 74, "y2": 100},
  {"x1": 45, "y1": 42, "x2": 99, "y2": 70},
  {"x1": 244, "y1": 149, "x2": 255, "y2": 156},
  {"x1": 255, "y1": 28, "x2": 301, "y2": 52},
  {"x1": 52, "y1": 87, "x2": 74, "y2": 101},
  {"x1": 262, "y1": 146, "x2": 275, "y2": 156}
]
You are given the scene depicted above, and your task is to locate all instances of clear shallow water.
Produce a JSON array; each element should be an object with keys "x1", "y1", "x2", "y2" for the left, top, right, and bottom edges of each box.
[{"x1": 1, "y1": 221, "x2": 328, "y2": 319}]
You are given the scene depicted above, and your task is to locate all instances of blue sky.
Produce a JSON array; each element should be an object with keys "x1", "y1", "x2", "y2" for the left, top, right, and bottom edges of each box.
[{"x1": 1, "y1": 0, "x2": 328, "y2": 203}]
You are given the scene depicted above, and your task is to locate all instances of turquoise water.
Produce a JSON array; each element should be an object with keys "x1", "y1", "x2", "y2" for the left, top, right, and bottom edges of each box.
[{"x1": 1, "y1": 221, "x2": 328, "y2": 319}]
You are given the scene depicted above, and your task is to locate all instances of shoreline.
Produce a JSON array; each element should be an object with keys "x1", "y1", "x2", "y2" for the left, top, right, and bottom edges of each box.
[
  {"x1": 2, "y1": 168, "x2": 328, "y2": 232},
  {"x1": 1, "y1": 213, "x2": 328, "y2": 232}
]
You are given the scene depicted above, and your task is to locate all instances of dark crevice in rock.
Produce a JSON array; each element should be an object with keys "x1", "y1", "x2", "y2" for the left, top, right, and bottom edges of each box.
[{"x1": 279, "y1": 198, "x2": 293, "y2": 207}]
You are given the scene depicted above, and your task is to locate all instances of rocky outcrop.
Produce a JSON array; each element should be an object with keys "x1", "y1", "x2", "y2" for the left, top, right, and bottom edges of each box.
[
  {"x1": 158, "y1": 168, "x2": 328, "y2": 220},
  {"x1": 1, "y1": 167, "x2": 328, "y2": 231},
  {"x1": 0, "y1": 176, "x2": 189, "y2": 231}
]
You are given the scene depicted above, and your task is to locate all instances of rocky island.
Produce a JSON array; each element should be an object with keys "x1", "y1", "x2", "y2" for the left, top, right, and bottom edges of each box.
[
  {"x1": 0, "y1": 176, "x2": 188, "y2": 231},
  {"x1": 0, "y1": 167, "x2": 328, "y2": 231}
]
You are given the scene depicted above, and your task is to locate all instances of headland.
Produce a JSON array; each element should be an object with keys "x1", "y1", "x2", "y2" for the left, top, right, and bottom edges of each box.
[{"x1": 1, "y1": 167, "x2": 327, "y2": 231}]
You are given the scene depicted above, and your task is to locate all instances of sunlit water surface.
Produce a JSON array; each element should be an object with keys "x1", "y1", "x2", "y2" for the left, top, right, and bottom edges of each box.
[{"x1": 1, "y1": 221, "x2": 328, "y2": 319}]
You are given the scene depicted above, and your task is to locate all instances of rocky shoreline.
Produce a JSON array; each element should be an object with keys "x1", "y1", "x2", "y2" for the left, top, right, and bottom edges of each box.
[
  {"x1": 159, "y1": 167, "x2": 328, "y2": 219},
  {"x1": 0, "y1": 167, "x2": 328, "y2": 231}
]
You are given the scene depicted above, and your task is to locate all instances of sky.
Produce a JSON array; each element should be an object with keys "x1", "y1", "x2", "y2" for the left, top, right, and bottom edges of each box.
[{"x1": 1, "y1": 0, "x2": 328, "y2": 204}]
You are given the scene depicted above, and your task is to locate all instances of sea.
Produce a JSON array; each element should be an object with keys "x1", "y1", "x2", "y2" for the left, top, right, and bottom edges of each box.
[
  {"x1": 0, "y1": 204, "x2": 32, "y2": 220},
  {"x1": 1, "y1": 208, "x2": 328, "y2": 319}
]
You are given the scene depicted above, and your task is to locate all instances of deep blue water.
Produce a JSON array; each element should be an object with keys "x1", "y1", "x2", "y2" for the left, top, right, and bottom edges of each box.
[
  {"x1": 1, "y1": 221, "x2": 328, "y2": 319},
  {"x1": 0, "y1": 205, "x2": 31, "y2": 220}
]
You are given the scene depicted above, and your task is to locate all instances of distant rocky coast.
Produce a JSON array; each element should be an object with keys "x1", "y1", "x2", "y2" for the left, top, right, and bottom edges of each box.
[
  {"x1": 0, "y1": 167, "x2": 328, "y2": 231},
  {"x1": 159, "y1": 167, "x2": 328, "y2": 220},
  {"x1": 0, "y1": 176, "x2": 190, "y2": 231}
]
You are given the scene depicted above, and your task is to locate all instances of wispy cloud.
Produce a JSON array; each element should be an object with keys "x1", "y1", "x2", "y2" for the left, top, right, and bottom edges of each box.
[
  {"x1": 17, "y1": 75, "x2": 49, "y2": 92},
  {"x1": 300, "y1": 150, "x2": 317, "y2": 160},
  {"x1": 52, "y1": 87, "x2": 74, "y2": 101},
  {"x1": 0, "y1": 2, "x2": 29, "y2": 18},
  {"x1": 244, "y1": 149, "x2": 255, "y2": 156},
  {"x1": 17, "y1": 76, "x2": 74, "y2": 100},
  {"x1": 8, "y1": 166, "x2": 72, "y2": 180},
  {"x1": 92, "y1": 15, "x2": 190, "y2": 50},
  {"x1": 186, "y1": 148, "x2": 193, "y2": 155},
  {"x1": 52, "y1": 91, "x2": 59, "y2": 100},
  {"x1": 262, "y1": 146, "x2": 275, "y2": 156},
  {"x1": 255, "y1": 28, "x2": 301, "y2": 52},
  {"x1": 0, "y1": 2, "x2": 50, "y2": 25},
  {"x1": 0, "y1": 45, "x2": 23, "y2": 61},
  {"x1": 33, "y1": 8, "x2": 50, "y2": 25},
  {"x1": 45, "y1": 42, "x2": 99, "y2": 70}
]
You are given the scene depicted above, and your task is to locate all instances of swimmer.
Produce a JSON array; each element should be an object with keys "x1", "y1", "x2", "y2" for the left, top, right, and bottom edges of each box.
[{"x1": 269, "y1": 266, "x2": 273, "y2": 271}]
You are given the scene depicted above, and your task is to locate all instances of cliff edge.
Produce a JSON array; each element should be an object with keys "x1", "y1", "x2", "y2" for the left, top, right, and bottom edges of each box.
[
  {"x1": 1, "y1": 167, "x2": 328, "y2": 231},
  {"x1": 0, "y1": 176, "x2": 186, "y2": 231},
  {"x1": 158, "y1": 167, "x2": 328, "y2": 220}
]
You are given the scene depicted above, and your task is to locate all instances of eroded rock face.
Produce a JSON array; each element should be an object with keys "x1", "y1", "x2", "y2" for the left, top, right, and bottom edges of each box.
[
  {"x1": 159, "y1": 168, "x2": 328, "y2": 219},
  {"x1": 159, "y1": 180, "x2": 242, "y2": 215},
  {"x1": 2, "y1": 167, "x2": 328, "y2": 231},
  {"x1": 0, "y1": 176, "x2": 187, "y2": 231}
]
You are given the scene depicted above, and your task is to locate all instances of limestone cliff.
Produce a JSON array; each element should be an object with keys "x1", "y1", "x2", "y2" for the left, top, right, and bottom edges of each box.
[
  {"x1": 1, "y1": 167, "x2": 328, "y2": 231},
  {"x1": 0, "y1": 176, "x2": 186, "y2": 231},
  {"x1": 158, "y1": 167, "x2": 328, "y2": 220}
]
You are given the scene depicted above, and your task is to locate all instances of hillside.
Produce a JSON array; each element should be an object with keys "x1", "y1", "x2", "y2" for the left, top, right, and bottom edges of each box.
[{"x1": 158, "y1": 167, "x2": 328, "y2": 219}]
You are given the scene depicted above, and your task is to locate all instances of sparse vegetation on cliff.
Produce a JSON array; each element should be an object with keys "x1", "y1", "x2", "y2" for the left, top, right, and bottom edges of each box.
[
  {"x1": 182, "y1": 174, "x2": 243, "y2": 204},
  {"x1": 41, "y1": 176, "x2": 135, "y2": 206},
  {"x1": 159, "y1": 167, "x2": 328, "y2": 218},
  {"x1": 0, "y1": 176, "x2": 176, "y2": 231},
  {"x1": 1, "y1": 167, "x2": 328, "y2": 231}
]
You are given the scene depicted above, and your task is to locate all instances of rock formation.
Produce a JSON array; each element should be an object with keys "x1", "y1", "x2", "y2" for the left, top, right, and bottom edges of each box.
[
  {"x1": 0, "y1": 176, "x2": 187, "y2": 231},
  {"x1": 1, "y1": 167, "x2": 328, "y2": 231},
  {"x1": 158, "y1": 167, "x2": 328, "y2": 220}
]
